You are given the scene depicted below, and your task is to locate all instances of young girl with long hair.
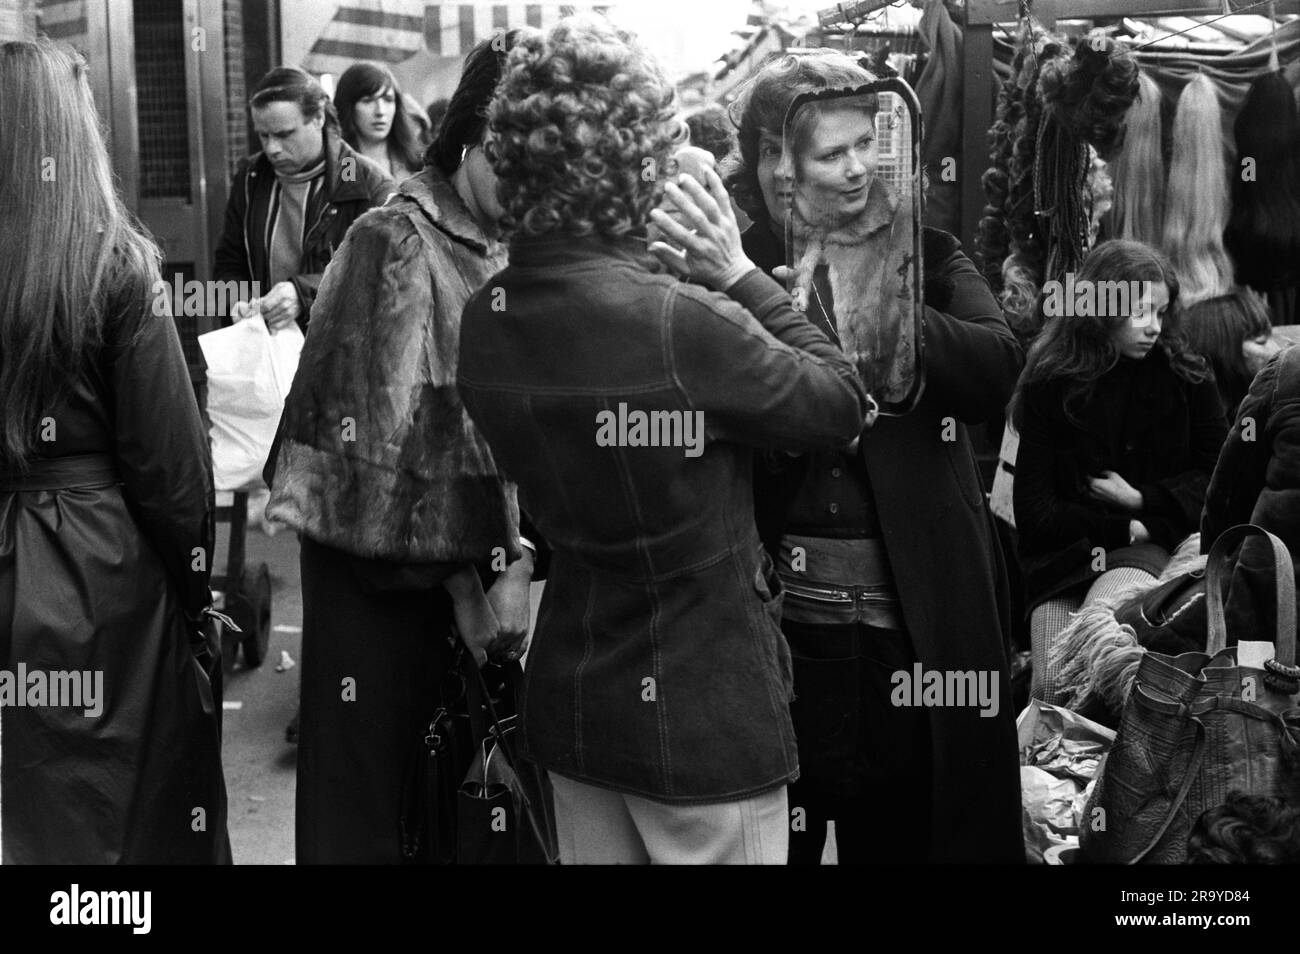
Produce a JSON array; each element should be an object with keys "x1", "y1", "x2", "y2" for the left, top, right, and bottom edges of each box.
[
  {"x1": 0, "y1": 38, "x2": 228, "y2": 862},
  {"x1": 333, "y1": 62, "x2": 424, "y2": 181},
  {"x1": 1012, "y1": 239, "x2": 1227, "y2": 703}
]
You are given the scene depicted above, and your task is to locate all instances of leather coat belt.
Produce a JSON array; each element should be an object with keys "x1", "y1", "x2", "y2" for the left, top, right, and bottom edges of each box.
[{"x1": 0, "y1": 453, "x2": 121, "y2": 491}]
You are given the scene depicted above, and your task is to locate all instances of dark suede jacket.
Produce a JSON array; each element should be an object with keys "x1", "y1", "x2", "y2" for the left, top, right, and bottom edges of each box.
[{"x1": 457, "y1": 234, "x2": 871, "y2": 804}]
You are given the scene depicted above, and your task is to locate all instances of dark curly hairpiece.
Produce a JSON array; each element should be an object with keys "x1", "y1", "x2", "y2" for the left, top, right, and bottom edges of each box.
[
  {"x1": 486, "y1": 16, "x2": 685, "y2": 240},
  {"x1": 1188, "y1": 791, "x2": 1300, "y2": 864}
]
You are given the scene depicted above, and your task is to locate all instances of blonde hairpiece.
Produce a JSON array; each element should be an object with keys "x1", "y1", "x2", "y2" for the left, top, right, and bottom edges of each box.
[
  {"x1": 1162, "y1": 73, "x2": 1233, "y2": 305},
  {"x1": 1110, "y1": 71, "x2": 1164, "y2": 247}
]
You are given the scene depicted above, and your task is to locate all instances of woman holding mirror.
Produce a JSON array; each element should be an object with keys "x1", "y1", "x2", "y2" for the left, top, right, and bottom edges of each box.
[{"x1": 712, "y1": 50, "x2": 1025, "y2": 864}]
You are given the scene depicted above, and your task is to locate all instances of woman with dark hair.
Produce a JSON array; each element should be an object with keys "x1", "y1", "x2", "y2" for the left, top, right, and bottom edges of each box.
[
  {"x1": 1180, "y1": 289, "x2": 1280, "y2": 415},
  {"x1": 723, "y1": 49, "x2": 1025, "y2": 864},
  {"x1": 1012, "y1": 239, "x2": 1227, "y2": 700},
  {"x1": 265, "y1": 32, "x2": 539, "y2": 863},
  {"x1": 458, "y1": 18, "x2": 871, "y2": 864},
  {"x1": 0, "y1": 38, "x2": 228, "y2": 863},
  {"x1": 334, "y1": 62, "x2": 424, "y2": 181},
  {"x1": 214, "y1": 66, "x2": 393, "y2": 331}
]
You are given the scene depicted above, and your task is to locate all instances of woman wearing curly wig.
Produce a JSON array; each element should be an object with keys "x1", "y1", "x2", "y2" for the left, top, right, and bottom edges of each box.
[
  {"x1": 1012, "y1": 240, "x2": 1227, "y2": 702},
  {"x1": 722, "y1": 49, "x2": 1025, "y2": 864},
  {"x1": 457, "y1": 17, "x2": 872, "y2": 864}
]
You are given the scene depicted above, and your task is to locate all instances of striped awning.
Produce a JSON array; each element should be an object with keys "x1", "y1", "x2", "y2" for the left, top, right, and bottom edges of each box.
[
  {"x1": 303, "y1": 1, "x2": 613, "y2": 75},
  {"x1": 37, "y1": 0, "x2": 86, "y2": 41}
]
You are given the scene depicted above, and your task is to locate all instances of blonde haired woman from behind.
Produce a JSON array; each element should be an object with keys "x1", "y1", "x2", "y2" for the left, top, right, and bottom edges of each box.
[{"x1": 0, "y1": 39, "x2": 229, "y2": 863}]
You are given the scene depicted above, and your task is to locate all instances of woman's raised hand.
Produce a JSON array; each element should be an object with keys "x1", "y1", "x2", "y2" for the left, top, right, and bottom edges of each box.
[{"x1": 649, "y1": 166, "x2": 756, "y2": 291}]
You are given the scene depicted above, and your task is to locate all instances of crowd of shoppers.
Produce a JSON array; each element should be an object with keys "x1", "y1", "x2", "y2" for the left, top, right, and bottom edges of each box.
[{"x1": 5, "y1": 12, "x2": 1298, "y2": 866}]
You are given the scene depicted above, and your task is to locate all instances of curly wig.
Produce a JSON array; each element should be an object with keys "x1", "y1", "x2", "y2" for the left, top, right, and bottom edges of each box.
[
  {"x1": 1038, "y1": 36, "x2": 1139, "y2": 162},
  {"x1": 685, "y1": 103, "x2": 737, "y2": 163},
  {"x1": 486, "y1": 16, "x2": 685, "y2": 240},
  {"x1": 1188, "y1": 792, "x2": 1300, "y2": 864},
  {"x1": 719, "y1": 49, "x2": 874, "y2": 228}
]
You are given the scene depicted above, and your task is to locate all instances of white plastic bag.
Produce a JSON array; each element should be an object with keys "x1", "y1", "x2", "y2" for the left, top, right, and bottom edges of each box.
[{"x1": 199, "y1": 318, "x2": 304, "y2": 492}]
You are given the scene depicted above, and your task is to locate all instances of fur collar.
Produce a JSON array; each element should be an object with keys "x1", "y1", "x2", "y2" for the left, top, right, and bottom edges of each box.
[
  {"x1": 399, "y1": 166, "x2": 499, "y2": 255},
  {"x1": 791, "y1": 176, "x2": 900, "y2": 246}
]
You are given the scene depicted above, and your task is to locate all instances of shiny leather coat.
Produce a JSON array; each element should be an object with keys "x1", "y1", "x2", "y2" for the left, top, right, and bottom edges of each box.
[{"x1": 0, "y1": 267, "x2": 229, "y2": 863}]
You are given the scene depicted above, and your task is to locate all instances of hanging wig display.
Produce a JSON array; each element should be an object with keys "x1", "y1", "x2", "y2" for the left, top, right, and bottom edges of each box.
[
  {"x1": 1085, "y1": 145, "x2": 1113, "y2": 249},
  {"x1": 981, "y1": 32, "x2": 1137, "y2": 341},
  {"x1": 1108, "y1": 71, "x2": 1165, "y2": 247},
  {"x1": 1034, "y1": 37, "x2": 1139, "y2": 288},
  {"x1": 1038, "y1": 37, "x2": 1139, "y2": 162},
  {"x1": 1224, "y1": 71, "x2": 1300, "y2": 295},
  {"x1": 1162, "y1": 73, "x2": 1234, "y2": 306},
  {"x1": 1000, "y1": 32, "x2": 1069, "y2": 341}
]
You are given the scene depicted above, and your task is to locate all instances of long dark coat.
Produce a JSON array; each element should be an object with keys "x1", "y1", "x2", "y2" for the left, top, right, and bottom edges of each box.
[
  {"x1": 747, "y1": 224, "x2": 1026, "y2": 863},
  {"x1": 0, "y1": 267, "x2": 229, "y2": 863}
]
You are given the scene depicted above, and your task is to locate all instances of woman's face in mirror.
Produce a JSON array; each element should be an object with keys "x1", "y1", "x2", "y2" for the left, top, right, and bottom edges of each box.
[{"x1": 793, "y1": 104, "x2": 878, "y2": 222}]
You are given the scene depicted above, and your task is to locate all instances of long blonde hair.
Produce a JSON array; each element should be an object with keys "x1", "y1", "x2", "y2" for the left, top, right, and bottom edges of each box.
[
  {"x1": 0, "y1": 38, "x2": 162, "y2": 468},
  {"x1": 1161, "y1": 73, "x2": 1233, "y2": 306},
  {"x1": 1110, "y1": 71, "x2": 1164, "y2": 246}
]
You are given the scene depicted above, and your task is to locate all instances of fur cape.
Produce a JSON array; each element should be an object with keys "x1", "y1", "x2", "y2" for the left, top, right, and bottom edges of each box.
[{"x1": 266, "y1": 168, "x2": 520, "y2": 564}]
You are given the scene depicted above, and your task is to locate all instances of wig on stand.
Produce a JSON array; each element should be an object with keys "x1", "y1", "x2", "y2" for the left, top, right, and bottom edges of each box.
[{"x1": 1162, "y1": 73, "x2": 1234, "y2": 306}]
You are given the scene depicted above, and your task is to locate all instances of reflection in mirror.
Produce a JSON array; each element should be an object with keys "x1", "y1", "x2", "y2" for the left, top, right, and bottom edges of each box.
[{"x1": 783, "y1": 82, "x2": 925, "y2": 415}]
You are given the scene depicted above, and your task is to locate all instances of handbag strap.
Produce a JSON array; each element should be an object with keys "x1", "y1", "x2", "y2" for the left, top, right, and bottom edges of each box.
[
  {"x1": 1205, "y1": 523, "x2": 1296, "y2": 661},
  {"x1": 465, "y1": 659, "x2": 557, "y2": 862}
]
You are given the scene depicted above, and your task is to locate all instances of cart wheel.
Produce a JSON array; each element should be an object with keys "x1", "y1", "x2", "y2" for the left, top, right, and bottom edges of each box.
[{"x1": 240, "y1": 563, "x2": 273, "y2": 667}]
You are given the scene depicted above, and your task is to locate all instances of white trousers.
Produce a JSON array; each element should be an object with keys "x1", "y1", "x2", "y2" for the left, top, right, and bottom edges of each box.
[{"x1": 550, "y1": 773, "x2": 789, "y2": 865}]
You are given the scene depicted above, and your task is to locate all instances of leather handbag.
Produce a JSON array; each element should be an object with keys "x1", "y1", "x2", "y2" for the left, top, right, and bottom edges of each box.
[
  {"x1": 456, "y1": 659, "x2": 558, "y2": 865},
  {"x1": 1081, "y1": 524, "x2": 1300, "y2": 863},
  {"x1": 399, "y1": 654, "x2": 472, "y2": 865}
]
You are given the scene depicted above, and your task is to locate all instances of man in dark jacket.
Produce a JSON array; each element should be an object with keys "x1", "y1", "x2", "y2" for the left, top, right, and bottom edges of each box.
[{"x1": 213, "y1": 66, "x2": 393, "y2": 332}]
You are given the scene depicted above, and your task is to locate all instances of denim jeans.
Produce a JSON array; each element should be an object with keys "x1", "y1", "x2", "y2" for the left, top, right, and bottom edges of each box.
[{"x1": 783, "y1": 619, "x2": 932, "y2": 864}]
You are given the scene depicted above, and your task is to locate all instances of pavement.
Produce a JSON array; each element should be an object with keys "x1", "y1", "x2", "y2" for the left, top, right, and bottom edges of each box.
[{"x1": 215, "y1": 519, "x2": 301, "y2": 866}]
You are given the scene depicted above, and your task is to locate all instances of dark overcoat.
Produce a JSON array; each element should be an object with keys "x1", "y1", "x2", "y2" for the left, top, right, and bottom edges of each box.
[
  {"x1": 0, "y1": 267, "x2": 228, "y2": 863},
  {"x1": 748, "y1": 224, "x2": 1026, "y2": 863}
]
